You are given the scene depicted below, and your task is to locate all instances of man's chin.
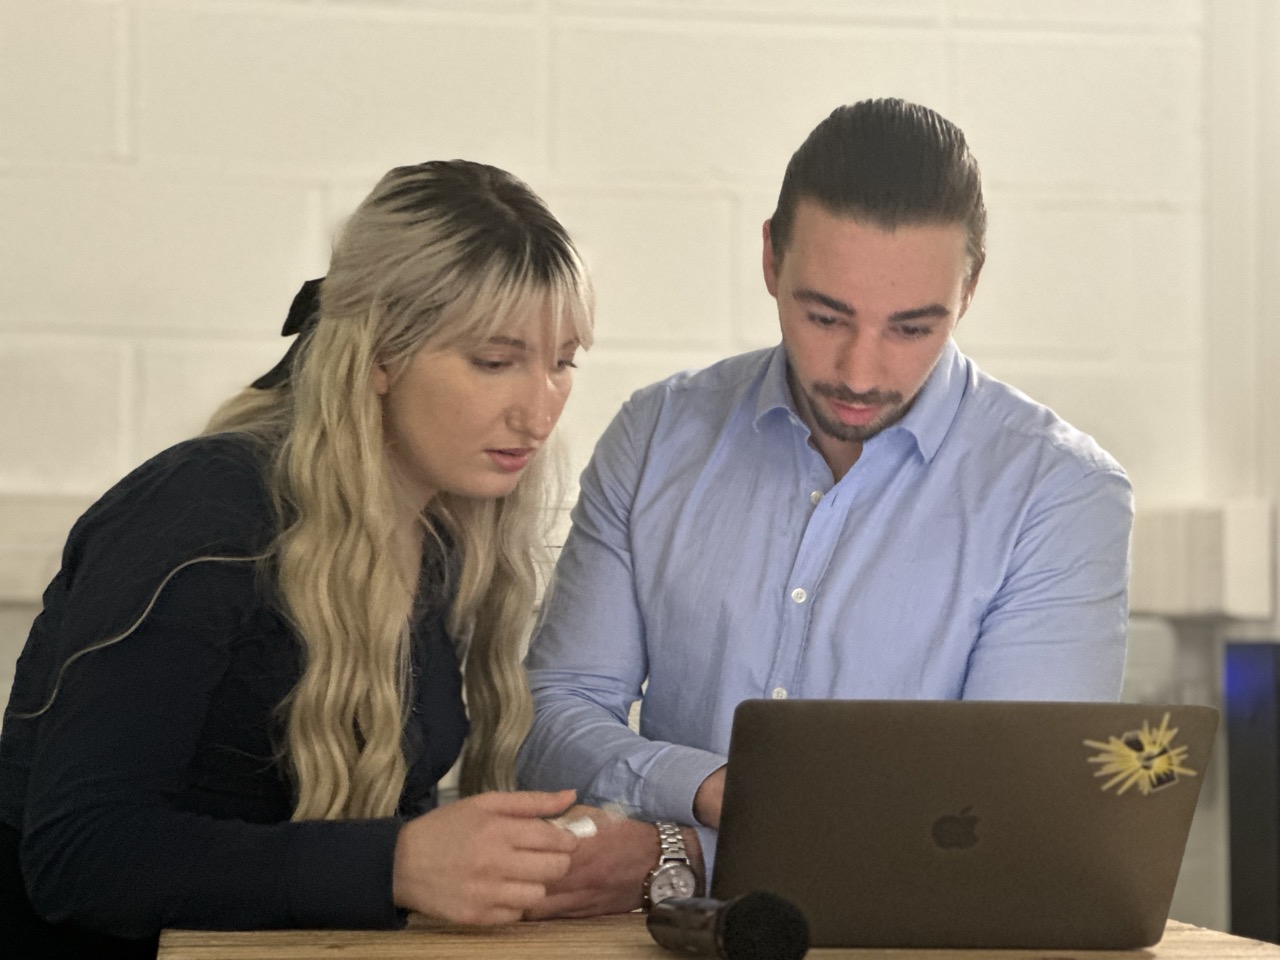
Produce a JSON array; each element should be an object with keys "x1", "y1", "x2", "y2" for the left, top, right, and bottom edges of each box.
[{"x1": 813, "y1": 406, "x2": 902, "y2": 444}]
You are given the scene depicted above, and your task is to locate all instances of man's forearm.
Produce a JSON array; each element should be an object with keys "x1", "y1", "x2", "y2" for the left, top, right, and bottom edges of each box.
[{"x1": 693, "y1": 764, "x2": 727, "y2": 829}]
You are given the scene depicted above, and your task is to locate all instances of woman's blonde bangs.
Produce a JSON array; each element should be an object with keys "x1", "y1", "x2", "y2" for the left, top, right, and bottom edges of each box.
[{"x1": 380, "y1": 251, "x2": 594, "y2": 366}]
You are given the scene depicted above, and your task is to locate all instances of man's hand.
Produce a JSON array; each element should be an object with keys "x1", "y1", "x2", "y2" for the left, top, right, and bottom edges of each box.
[
  {"x1": 522, "y1": 807, "x2": 705, "y2": 919},
  {"x1": 693, "y1": 765, "x2": 727, "y2": 829}
]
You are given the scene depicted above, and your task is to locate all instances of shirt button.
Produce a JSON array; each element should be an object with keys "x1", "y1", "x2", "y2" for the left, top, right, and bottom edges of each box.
[
  {"x1": 791, "y1": 587, "x2": 807, "y2": 604},
  {"x1": 771, "y1": 687, "x2": 788, "y2": 699},
  {"x1": 810, "y1": 490, "x2": 823, "y2": 505}
]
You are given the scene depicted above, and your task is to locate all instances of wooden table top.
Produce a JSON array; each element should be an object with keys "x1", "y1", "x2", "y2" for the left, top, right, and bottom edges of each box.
[{"x1": 158, "y1": 914, "x2": 1280, "y2": 959}]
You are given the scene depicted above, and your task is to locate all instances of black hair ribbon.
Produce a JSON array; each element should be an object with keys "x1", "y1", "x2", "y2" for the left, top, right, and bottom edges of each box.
[{"x1": 251, "y1": 278, "x2": 324, "y2": 390}]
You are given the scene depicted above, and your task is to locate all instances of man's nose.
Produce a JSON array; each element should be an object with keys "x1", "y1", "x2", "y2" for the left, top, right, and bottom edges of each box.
[{"x1": 835, "y1": 330, "x2": 883, "y2": 393}]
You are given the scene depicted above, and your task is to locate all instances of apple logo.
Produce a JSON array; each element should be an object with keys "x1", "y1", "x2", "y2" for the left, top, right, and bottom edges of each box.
[{"x1": 931, "y1": 806, "x2": 979, "y2": 849}]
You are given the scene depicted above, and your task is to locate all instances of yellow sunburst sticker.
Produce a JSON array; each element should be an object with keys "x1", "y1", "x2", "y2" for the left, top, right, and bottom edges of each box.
[{"x1": 1083, "y1": 712, "x2": 1197, "y2": 796}]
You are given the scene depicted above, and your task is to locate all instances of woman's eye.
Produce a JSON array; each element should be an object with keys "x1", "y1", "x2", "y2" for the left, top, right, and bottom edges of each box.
[
  {"x1": 557, "y1": 358, "x2": 579, "y2": 370},
  {"x1": 471, "y1": 358, "x2": 510, "y2": 371}
]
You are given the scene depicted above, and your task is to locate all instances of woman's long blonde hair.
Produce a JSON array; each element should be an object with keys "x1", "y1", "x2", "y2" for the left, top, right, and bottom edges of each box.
[{"x1": 205, "y1": 161, "x2": 593, "y2": 819}]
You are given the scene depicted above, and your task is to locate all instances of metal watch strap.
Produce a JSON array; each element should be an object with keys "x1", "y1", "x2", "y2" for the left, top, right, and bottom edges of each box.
[
  {"x1": 643, "y1": 821, "x2": 697, "y2": 910},
  {"x1": 655, "y1": 821, "x2": 688, "y2": 867}
]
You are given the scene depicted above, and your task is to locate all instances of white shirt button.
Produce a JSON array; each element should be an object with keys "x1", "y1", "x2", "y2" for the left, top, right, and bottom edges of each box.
[
  {"x1": 771, "y1": 687, "x2": 788, "y2": 699},
  {"x1": 810, "y1": 490, "x2": 823, "y2": 505},
  {"x1": 790, "y1": 587, "x2": 807, "y2": 604}
]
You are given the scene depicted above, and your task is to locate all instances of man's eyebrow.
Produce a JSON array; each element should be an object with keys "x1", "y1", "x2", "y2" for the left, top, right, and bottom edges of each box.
[
  {"x1": 889, "y1": 304, "x2": 952, "y2": 323},
  {"x1": 793, "y1": 289, "x2": 854, "y2": 316},
  {"x1": 793, "y1": 289, "x2": 952, "y2": 324}
]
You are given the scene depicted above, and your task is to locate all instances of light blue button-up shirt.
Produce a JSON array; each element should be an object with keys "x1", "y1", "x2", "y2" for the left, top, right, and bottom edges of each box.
[{"x1": 520, "y1": 340, "x2": 1132, "y2": 862}]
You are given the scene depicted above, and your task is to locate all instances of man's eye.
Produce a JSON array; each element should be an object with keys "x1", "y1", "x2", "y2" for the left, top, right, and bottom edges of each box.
[
  {"x1": 808, "y1": 313, "x2": 839, "y2": 327},
  {"x1": 896, "y1": 325, "x2": 933, "y2": 339}
]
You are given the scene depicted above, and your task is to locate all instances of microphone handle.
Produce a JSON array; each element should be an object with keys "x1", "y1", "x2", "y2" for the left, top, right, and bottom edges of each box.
[
  {"x1": 647, "y1": 892, "x2": 811, "y2": 960},
  {"x1": 646, "y1": 896, "x2": 727, "y2": 956}
]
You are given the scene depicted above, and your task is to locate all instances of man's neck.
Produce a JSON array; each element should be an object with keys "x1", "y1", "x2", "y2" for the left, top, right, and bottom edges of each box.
[{"x1": 812, "y1": 434, "x2": 862, "y2": 482}]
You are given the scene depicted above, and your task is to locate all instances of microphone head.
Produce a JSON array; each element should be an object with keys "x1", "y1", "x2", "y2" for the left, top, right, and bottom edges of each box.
[{"x1": 718, "y1": 890, "x2": 810, "y2": 960}]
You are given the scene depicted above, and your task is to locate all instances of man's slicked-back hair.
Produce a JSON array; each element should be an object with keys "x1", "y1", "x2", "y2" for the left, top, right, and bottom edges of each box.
[{"x1": 770, "y1": 98, "x2": 986, "y2": 279}]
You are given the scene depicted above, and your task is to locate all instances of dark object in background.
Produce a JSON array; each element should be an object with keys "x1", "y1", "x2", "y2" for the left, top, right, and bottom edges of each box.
[
  {"x1": 1225, "y1": 642, "x2": 1280, "y2": 944},
  {"x1": 647, "y1": 891, "x2": 809, "y2": 960}
]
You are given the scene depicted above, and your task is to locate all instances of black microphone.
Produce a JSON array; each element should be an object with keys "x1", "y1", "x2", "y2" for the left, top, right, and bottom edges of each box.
[{"x1": 646, "y1": 891, "x2": 810, "y2": 960}]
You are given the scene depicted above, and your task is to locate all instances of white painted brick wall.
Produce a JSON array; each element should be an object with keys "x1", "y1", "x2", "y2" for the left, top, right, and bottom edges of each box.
[
  {"x1": 967, "y1": 200, "x2": 1200, "y2": 361},
  {"x1": 0, "y1": 0, "x2": 1233, "y2": 932},
  {"x1": 0, "y1": 0, "x2": 122, "y2": 162},
  {"x1": 954, "y1": 0, "x2": 1202, "y2": 29},
  {"x1": 954, "y1": 33, "x2": 1201, "y2": 200},
  {"x1": 554, "y1": 19, "x2": 947, "y2": 184},
  {"x1": 135, "y1": 5, "x2": 547, "y2": 177},
  {"x1": 134, "y1": 338, "x2": 288, "y2": 462},
  {"x1": 0, "y1": 171, "x2": 318, "y2": 337},
  {"x1": 0, "y1": 338, "x2": 127, "y2": 492},
  {"x1": 545, "y1": 188, "x2": 736, "y2": 349},
  {"x1": 0, "y1": 0, "x2": 1209, "y2": 504}
]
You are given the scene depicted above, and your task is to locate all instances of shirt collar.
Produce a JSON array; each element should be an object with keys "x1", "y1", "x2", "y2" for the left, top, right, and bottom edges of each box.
[
  {"x1": 752, "y1": 338, "x2": 968, "y2": 464},
  {"x1": 753, "y1": 344, "x2": 801, "y2": 426}
]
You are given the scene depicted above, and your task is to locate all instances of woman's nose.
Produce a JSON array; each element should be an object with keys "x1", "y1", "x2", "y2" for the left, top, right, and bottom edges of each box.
[{"x1": 511, "y1": 373, "x2": 565, "y2": 440}]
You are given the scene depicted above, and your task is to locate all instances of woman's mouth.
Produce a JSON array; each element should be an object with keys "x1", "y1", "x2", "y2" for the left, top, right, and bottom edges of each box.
[{"x1": 486, "y1": 448, "x2": 535, "y2": 472}]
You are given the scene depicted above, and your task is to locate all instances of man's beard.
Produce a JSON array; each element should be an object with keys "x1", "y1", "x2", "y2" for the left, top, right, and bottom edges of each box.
[{"x1": 804, "y1": 381, "x2": 910, "y2": 444}]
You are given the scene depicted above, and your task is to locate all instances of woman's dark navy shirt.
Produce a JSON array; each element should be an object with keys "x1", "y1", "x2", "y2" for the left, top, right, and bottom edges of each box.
[{"x1": 0, "y1": 435, "x2": 469, "y2": 940}]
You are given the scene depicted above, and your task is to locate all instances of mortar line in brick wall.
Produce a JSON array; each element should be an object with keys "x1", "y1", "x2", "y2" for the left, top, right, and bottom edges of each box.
[
  {"x1": 952, "y1": 24, "x2": 1203, "y2": 46},
  {"x1": 160, "y1": 0, "x2": 539, "y2": 28},
  {"x1": 557, "y1": 10, "x2": 1191, "y2": 40},
  {"x1": 951, "y1": 17, "x2": 1202, "y2": 40},
  {"x1": 551, "y1": 4, "x2": 938, "y2": 31}
]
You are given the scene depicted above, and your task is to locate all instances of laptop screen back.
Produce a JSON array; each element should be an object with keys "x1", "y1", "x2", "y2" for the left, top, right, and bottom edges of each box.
[{"x1": 711, "y1": 699, "x2": 1218, "y2": 949}]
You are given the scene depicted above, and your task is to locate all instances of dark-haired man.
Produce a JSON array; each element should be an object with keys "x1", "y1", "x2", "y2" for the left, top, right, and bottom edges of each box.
[{"x1": 519, "y1": 99, "x2": 1132, "y2": 915}]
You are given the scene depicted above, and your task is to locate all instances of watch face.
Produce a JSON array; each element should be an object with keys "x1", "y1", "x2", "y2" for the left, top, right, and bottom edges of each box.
[{"x1": 649, "y1": 863, "x2": 698, "y2": 904}]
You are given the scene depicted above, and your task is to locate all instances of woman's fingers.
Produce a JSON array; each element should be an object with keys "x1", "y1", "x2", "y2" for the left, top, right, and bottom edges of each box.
[
  {"x1": 392, "y1": 791, "x2": 583, "y2": 923},
  {"x1": 471, "y1": 788, "x2": 577, "y2": 819},
  {"x1": 502, "y1": 849, "x2": 574, "y2": 886}
]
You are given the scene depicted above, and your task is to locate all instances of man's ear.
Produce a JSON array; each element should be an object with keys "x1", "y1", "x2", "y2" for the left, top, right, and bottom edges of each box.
[
  {"x1": 957, "y1": 260, "x2": 983, "y2": 322},
  {"x1": 762, "y1": 219, "x2": 780, "y2": 297}
]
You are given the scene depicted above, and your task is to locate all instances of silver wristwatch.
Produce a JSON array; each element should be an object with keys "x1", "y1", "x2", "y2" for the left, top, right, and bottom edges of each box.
[{"x1": 643, "y1": 821, "x2": 699, "y2": 909}]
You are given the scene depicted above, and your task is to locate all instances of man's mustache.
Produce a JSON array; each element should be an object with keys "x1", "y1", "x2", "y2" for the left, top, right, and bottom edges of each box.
[{"x1": 812, "y1": 383, "x2": 903, "y2": 406}]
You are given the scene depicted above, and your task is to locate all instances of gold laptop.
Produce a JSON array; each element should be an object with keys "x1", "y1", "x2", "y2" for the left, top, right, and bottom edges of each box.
[{"x1": 711, "y1": 699, "x2": 1218, "y2": 949}]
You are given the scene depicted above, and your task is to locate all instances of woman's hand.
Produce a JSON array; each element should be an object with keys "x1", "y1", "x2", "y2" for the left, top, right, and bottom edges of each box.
[{"x1": 392, "y1": 789, "x2": 579, "y2": 924}]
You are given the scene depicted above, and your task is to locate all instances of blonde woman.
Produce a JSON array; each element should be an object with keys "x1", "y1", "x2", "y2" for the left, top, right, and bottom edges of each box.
[{"x1": 0, "y1": 160, "x2": 593, "y2": 959}]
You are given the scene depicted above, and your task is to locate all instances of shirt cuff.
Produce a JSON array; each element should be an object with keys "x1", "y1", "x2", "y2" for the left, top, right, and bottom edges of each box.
[{"x1": 642, "y1": 744, "x2": 727, "y2": 826}]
